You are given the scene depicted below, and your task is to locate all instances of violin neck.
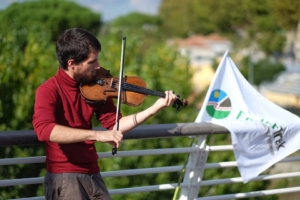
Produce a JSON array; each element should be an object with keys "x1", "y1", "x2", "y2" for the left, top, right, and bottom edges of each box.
[{"x1": 123, "y1": 82, "x2": 165, "y2": 98}]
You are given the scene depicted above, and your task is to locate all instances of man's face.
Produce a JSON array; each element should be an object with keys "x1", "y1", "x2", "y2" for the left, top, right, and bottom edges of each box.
[{"x1": 73, "y1": 49, "x2": 100, "y2": 83}]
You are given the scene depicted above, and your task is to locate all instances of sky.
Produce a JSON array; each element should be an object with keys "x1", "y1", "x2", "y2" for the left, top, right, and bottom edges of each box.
[{"x1": 0, "y1": 0, "x2": 162, "y2": 22}]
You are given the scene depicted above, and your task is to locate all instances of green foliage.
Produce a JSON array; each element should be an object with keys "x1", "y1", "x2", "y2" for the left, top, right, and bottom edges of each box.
[
  {"x1": 241, "y1": 0, "x2": 286, "y2": 56},
  {"x1": 0, "y1": 0, "x2": 101, "y2": 41},
  {"x1": 159, "y1": 0, "x2": 249, "y2": 37},
  {"x1": 257, "y1": 32, "x2": 286, "y2": 55},
  {"x1": 130, "y1": 43, "x2": 193, "y2": 123},
  {"x1": 0, "y1": 145, "x2": 46, "y2": 199},
  {"x1": 239, "y1": 57, "x2": 285, "y2": 85},
  {"x1": 270, "y1": 0, "x2": 300, "y2": 31},
  {"x1": 192, "y1": 0, "x2": 249, "y2": 35},
  {"x1": 111, "y1": 12, "x2": 161, "y2": 28},
  {"x1": 159, "y1": 0, "x2": 198, "y2": 37}
]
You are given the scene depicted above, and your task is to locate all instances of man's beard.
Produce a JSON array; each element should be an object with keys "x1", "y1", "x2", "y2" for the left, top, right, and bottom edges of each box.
[{"x1": 74, "y1": 71, "x2": 95, "y2": 84}]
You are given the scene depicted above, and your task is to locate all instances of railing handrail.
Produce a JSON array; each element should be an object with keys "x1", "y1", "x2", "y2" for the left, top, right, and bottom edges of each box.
[{"x1": 0, "y1": 122, "x2": 229, "y2": 146}]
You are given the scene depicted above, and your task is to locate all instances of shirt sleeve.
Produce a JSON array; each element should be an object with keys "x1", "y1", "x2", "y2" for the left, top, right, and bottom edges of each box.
[
  {"x1": 32, "y1": 82, "x2": 58, "y2": 141},
  {"x1": 95, "y1": 98, "x2": 122, "y2": 130}
]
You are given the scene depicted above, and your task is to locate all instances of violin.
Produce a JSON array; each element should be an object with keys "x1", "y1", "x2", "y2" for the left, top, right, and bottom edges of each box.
[{"x1": 80, "y1": 67, "x2": 188, "y2": 111}]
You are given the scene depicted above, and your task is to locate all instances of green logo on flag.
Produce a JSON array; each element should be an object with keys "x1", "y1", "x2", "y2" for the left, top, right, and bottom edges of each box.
[{"x1": 206, "y1": 89, "x2": 232, "y2": 119}]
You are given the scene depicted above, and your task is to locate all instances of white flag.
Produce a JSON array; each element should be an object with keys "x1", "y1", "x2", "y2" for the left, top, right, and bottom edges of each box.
[{"x1": 196, "y1": 51, "x2": 300, "y2": 183}]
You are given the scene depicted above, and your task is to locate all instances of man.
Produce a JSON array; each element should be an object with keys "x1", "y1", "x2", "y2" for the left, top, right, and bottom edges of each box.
[{"x1": 32, "y1": 28, "x2": 177, "y2": 200}]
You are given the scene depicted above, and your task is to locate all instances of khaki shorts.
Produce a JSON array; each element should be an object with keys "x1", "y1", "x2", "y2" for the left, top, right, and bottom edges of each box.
[{"x1": 44, "y1": 172, "x2": 111, "y2": 200}]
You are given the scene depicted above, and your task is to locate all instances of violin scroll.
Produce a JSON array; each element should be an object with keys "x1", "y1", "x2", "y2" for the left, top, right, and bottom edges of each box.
[{"x1": 172, "y1": 94, "x2": 188, "y2": 111}]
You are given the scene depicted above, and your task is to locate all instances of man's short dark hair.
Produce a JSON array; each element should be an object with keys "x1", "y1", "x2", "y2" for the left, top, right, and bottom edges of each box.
[{"x1": 56, "y1": 28, "x2": 101, "y2": 69}]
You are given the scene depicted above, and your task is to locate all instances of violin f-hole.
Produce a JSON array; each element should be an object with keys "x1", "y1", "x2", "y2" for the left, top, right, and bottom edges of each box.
[{"x1": 103, "y1": 88, "x2": 117, "y2": 95}]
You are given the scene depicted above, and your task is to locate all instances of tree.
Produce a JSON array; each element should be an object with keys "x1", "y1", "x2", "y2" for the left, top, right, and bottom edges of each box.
[
  {"x1": 111, "y1": 12, "x2": 161, "y2": 28},
  {"x1": 239, "y1": 57, "x2": 285, "y2": 86},
  {"x1": 270, "y1": 0, "x2": 300, "y2": 59},
  {"x1": 158, "y1": 0, "x2": 197, "y2": 37},
  {"x1": 270, "y1": 0, "x2": 300, "y2": 31},
  {"x1": 0, "y1": 0, "x2": 101, "y2": 42},
  {"x1": 107, "y1": 12, "x2": 165, "y2": 55}
]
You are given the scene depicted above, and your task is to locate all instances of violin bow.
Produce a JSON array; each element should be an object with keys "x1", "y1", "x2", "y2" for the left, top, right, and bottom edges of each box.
[{"x1": 113, "y1": 37, "x2": 126, "y2": 158}]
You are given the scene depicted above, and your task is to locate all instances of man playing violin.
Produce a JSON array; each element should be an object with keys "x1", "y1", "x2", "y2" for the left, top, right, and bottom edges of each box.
[{"x1": 32, "y1": 28, "x2": 178, "y2": 200}]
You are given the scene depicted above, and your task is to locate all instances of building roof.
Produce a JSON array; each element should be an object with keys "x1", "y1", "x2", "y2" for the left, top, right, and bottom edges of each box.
[{"x1": 177, "y1": 34, "x2": 230, "y2": 48}]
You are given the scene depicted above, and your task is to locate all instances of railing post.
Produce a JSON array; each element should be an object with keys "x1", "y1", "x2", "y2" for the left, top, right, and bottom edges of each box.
[{"x1": 179, "y1": 135, "x2": 209, "y2": 200}]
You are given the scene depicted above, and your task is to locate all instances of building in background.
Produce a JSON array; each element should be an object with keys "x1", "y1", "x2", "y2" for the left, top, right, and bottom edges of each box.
[{"x1": 169, "y1": 34, "x2": 232, "y2": 92}]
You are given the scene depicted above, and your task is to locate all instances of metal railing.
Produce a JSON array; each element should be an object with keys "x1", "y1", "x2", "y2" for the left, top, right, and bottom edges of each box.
[{"x1": 1, "y1": 123, "x2": 300, "y2": 200}]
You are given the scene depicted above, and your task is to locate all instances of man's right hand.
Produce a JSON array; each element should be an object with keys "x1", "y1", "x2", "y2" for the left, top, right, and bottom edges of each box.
[{"x1": 95, "y1": 130, "x2": 123, "y2": 148}]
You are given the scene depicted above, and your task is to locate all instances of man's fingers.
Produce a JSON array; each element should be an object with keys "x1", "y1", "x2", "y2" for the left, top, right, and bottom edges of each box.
[
  {"x1": 112, "y1": 131, "x2": 123, "y2": 148},
  {"x1": 96, "y1": 130, "x2": 123, "y2": 147},
  {"x1": 165, "y1": 91, "x2": 177, "y2": 106},
  {"x1": 114, "y1": 131, "x2": 123, "y2": 148}
]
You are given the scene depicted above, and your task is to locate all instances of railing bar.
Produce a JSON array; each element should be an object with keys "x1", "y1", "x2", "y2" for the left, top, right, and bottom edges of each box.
[
  {"x1": 0, "y1": 156, "x2": 46, "y2": 166},
  {"x1": 205, "y1": 161, "x2": 237, "y2": 169},
  {"x1": 10, "y1": 183, "x2": 300, "y2": 200},
  {"x1": 108, "y1": 183, "x2": 178, "y2": 195},
  {"x1": 4, "y1": 170, "x2": 300, "y2": 188},
  {"x1": 11, "y1": 197, "x2": 45, "y2": 200},
  {"x1": 280, "y1": 156, "x2": 300, "y2": 162},
  {"x1": 102, "y1": 166, "x2": 183, "y2": 177},
  {"x1": 197, "y1": 186, "x2": 300, "y2": 200},
  {"x1": 205, "y1": 156, "x2": 300, "y2": 169},
  {"x1": 0, "y1": 166, "x2": 183, "y2": 187},
  {"x1": 12, "y1": 186, "x2": 300, "y2": 200},
  {"x1": 2, "y1": 152, "x2": 300, "y2": 167},
  {"x1": 200, "y1": 172, "x2": 300, "y2": 186},
  {"x1": 208, "y1": 145, "x2": 233, "y2": 151},
  {"x1": 0, "y1": 177, "x2": 44, "y2": 187}
]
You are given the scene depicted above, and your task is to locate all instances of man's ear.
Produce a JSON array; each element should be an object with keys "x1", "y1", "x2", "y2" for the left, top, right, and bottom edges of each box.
[{"x1": 67, "y1": 59, "x2": 76, "y2": 71}]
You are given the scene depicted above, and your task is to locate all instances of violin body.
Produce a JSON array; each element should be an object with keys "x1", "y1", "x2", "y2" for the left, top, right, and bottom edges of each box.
[{"x1": 80, "y1": 68, "x2": 188, "y2": 110}]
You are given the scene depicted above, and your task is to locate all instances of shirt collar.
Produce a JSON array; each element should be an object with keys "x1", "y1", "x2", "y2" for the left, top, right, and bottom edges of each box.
[{"x1": 56, "y1": 68, "x2": 79, "y2": 88}]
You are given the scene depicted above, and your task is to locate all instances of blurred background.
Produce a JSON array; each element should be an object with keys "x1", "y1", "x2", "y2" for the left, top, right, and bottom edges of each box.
[{"x1": 0, "y1": 0, "x2": 299, "y2": 199}]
